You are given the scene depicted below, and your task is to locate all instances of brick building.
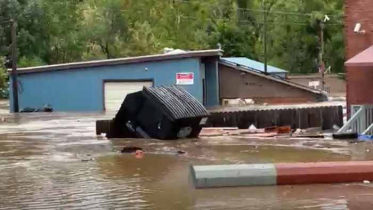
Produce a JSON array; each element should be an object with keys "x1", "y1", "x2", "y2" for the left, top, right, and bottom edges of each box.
[{"x1": 345, "y1": 0, "x2": 373, "y2": 113}]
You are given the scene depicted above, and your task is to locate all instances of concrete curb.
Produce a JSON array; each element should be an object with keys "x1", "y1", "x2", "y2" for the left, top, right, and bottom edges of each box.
[
  {"x1": 190, "y1": 164, "x2": 277, "y2": 188},
  {"x1": 191, "y1": 161, "x2": 373, "y2": 189}
]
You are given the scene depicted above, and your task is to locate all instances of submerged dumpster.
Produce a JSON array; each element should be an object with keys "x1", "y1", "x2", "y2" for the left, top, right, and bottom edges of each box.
[{"x1": 104, "y1": 86, "x2": 210, "y2": 140}]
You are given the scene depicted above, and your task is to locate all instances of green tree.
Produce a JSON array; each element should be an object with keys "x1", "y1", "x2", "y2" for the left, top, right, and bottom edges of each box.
[
  {"x1": 0, "y1": 57, "x2": 8, "y2": 98},
  {"x1": 83, "y1": 0, "x2": 129, "y2": 59},
  {"x1": 0, "y1": 0, "x2": 345, "y2": 75},
  {"x1": 39, "y1": 0, "x2": 86, "y2": 64},
  {"x1": 255, "y1": 0, "x2": 344, "y2": 73}
]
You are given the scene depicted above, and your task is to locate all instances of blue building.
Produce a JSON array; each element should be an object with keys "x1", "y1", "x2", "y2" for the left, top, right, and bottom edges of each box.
[{"x1": 10, "y1": 50, "x2": 222, "y2": 112}]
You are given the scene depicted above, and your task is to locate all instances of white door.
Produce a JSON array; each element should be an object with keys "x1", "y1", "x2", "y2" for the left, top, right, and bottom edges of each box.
[{"x1": 104, "y1": 81, "x2": 153, "y2": 112}]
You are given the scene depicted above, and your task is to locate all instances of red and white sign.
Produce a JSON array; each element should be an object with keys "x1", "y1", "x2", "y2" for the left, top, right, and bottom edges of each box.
[{"x1": 176, "y1": 73, "x2": 194, "y2": 85}]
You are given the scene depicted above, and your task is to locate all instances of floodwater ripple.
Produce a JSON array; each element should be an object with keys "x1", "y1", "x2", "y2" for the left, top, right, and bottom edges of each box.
[{"x1": 0, "y1": 113, "x2": 373, "y2": 209}]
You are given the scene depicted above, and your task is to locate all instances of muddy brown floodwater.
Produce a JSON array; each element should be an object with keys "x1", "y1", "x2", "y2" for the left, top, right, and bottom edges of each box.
[{"x1": 1, "y1": 113, "x2": 373, "y2": 209}]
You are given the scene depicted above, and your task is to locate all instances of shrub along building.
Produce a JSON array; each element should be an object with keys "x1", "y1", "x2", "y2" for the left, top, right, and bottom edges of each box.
[{"x1": 9, "y1": 50, "x2": 325, "y2": 112}]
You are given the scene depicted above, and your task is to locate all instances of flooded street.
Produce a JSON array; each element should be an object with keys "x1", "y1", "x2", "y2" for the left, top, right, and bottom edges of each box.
[{"x1": 0, "y1": 113, "x2": 373, "y2": 209}]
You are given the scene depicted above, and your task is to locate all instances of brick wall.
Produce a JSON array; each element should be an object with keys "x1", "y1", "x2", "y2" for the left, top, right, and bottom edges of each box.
[{"x1": 345, "y1": 0, "x2": 373, "y2": 112}]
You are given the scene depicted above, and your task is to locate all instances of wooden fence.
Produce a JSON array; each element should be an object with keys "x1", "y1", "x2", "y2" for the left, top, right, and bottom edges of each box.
[{"x1": 206, "y1": 106, "x2": 343, "y2": 130}]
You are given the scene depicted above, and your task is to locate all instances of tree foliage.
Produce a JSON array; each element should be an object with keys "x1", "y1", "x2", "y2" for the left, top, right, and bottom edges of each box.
[{"x1": 0, "y1": 0, "x2": 345, "y2": 96}]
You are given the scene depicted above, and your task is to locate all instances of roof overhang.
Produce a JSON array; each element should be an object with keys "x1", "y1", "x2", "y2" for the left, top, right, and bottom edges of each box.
[
  {"x1": 345, "y1": 45, "x2": 373, "y2": 67},
  {"x1": 10, "y1": 49, "x2": 223, "y2": 75}
]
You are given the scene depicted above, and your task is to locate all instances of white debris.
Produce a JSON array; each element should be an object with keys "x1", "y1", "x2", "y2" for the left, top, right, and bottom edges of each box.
[
  {"x1": 249, "y1": 124, "x2": 257, "y2": 130},
  {"x1": 333, "y1": 124, "x2": 341, "y2": 130},
  {"x1": 222, "y1": 98, "x2": 255, "y2": 106},
  {"x1": 244, "y1": 99, "x2": 255, "y2": 105},
  {"x1": 323, "y1": 133, "x2": 333, "y2": 140},
  {"x1": 363, "y1": 180, "x2": 371, "y2": 184},
  {"x1": 163, "y1": 48, "x2": 186, "y2": 54}
]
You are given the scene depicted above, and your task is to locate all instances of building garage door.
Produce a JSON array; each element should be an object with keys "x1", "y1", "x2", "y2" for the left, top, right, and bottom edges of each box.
[{"x1": 104, "y1": 81, "x2": 153, "y2": 112}]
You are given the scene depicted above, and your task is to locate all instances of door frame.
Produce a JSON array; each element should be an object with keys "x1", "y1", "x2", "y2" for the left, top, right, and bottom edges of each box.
[{"x1": 102, "y1": 79, "x2": 154, "y2": 111}]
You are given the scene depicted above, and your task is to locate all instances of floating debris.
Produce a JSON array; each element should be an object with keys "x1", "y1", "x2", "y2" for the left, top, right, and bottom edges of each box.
[
  {"x1": 135, "y1": 150, "x2": 144, "y2": 159},
  {"x1": 121, "y1": 147, "x2": 143, "y2": 153},
  {"x1": 177, "y1": 150, "x2": 187, "y2": 155},
  {"x1": 98, "y1": 86, "x2": 210, "y2": 140}
]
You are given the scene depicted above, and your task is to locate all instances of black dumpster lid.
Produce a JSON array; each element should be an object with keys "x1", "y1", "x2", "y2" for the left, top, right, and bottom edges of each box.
[{"x1": 143, "y1": 86, "x2": 210, "y2": 120}]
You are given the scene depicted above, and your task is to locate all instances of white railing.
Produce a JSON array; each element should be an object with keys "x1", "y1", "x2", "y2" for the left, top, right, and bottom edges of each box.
[{"x1": 338, "y1": 105, "x2": 373, "y2": 135}]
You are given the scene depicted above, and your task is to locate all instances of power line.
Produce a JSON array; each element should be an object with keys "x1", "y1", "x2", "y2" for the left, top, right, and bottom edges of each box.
[
  {"x1": 0, "y1": 20, "x2": 12, "y2": 25},
  {"x1": 15, "y1": 10, "x2": 342, "y2": 29},
  {"x1": 31, "y1": 0, "x2": 345, "y2": 25},
  {"x1": 174, "y1": 0, "x2": 343, "y2": 18},
  {"x1": 0, "y1": 5, "x2": 343, "y2": 29},
  {"x1": 49, "y1": 0, "x2": 344, "y2": 20},
  {"x1": 168, "y1": 14, "x2": 344, "y2": 26},
  {"x1": 93, "y1": 5, "x2": 344, "y2": 25},
  {"x1": 84, "y1": 8, "x2": 344, "y2": 26}
]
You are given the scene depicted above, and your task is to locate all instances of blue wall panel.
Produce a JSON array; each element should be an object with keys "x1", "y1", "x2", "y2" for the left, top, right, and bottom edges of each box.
[
  {"x1": 11, "y1": 58, "x2": 204, "y2": 112},
  {"x1": 205, "y1": 58, "x2": 220, "y2": 107}
]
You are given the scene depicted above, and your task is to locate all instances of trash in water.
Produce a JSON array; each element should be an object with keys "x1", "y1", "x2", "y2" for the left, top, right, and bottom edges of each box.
[
  {"x1": 264, "y1": 126, "x2": 292, "y2": 134},
  {"x1": 359, "y1": 135, "x2": 373, "y2": 141},
  {"x1": 135, "y1": 150, "x2": 144, "y2": 159},
  {"x1": 81, "y1": 156, "x2": 95, "y2": 162},
  {"x1": 176, "y1": 150, "x2": 187, "y2": 155},
  {"x1": 332, "y1": 132, "x2": 358, "y2": 140},
  {"x1": 248, "y1": 124, "x2": 257, "y2": 130},
  {"x1": 100, "y1": 86, "x2": 210, "y2": 140},
  {"x1": 121, "y1": 147, "x2": 143, "y2": 153},
  {"x1": 21, "y1": 104, "x2": 53, "y2": 113},
  {"x1": 333, "y1": 124, "x2": 341, "y2": 130}
]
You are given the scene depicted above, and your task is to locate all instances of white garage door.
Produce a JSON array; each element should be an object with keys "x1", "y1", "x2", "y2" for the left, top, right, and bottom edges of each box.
[{"x1": 104, "y1": 81, "x2": 153, "y2": 112}]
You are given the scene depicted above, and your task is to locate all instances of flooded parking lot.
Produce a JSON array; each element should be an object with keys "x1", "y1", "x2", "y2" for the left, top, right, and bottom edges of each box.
[{"x1": 0, "y1": 113, "x2": 373, "y2": 209}]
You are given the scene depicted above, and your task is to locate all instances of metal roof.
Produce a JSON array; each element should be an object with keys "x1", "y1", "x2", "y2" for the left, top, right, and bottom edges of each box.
[
  {"x1": 345, "y1": 45, "x2": 373, "y2": 67},
  {"x1": 143, "y1": 86, "x2": 210, "y2": 120},
  {"x1": 12, "y1": 49, "x2": 223, "y2": 75},
  {"x1": 221, "y1": 57, "x2": 288, "y2": 74}
]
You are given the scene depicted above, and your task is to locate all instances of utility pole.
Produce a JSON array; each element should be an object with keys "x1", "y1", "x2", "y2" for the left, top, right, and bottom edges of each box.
[
  {"x1": 319, "y1": 21, "x2": 325, "y2": 93},
  {"x1": 11, "y1": 19, "x2": 19, "y2": 113},
  {"x1": 263, "y1": 0, "x2": 268, "y2": 75}
]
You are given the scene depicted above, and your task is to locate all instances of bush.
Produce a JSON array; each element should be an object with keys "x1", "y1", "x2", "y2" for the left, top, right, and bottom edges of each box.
[
  {"x1": 0, "y1": 57, "x2": 9, "y2": 99},
  {"x1": 18, "y1": 56, "x2": 45, "y2": 68}
]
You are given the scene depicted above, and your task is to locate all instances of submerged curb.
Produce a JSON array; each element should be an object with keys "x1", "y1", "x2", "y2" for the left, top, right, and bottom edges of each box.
[{"x1": 191, "y1": 161, "x2": 373, "y2": 188}]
